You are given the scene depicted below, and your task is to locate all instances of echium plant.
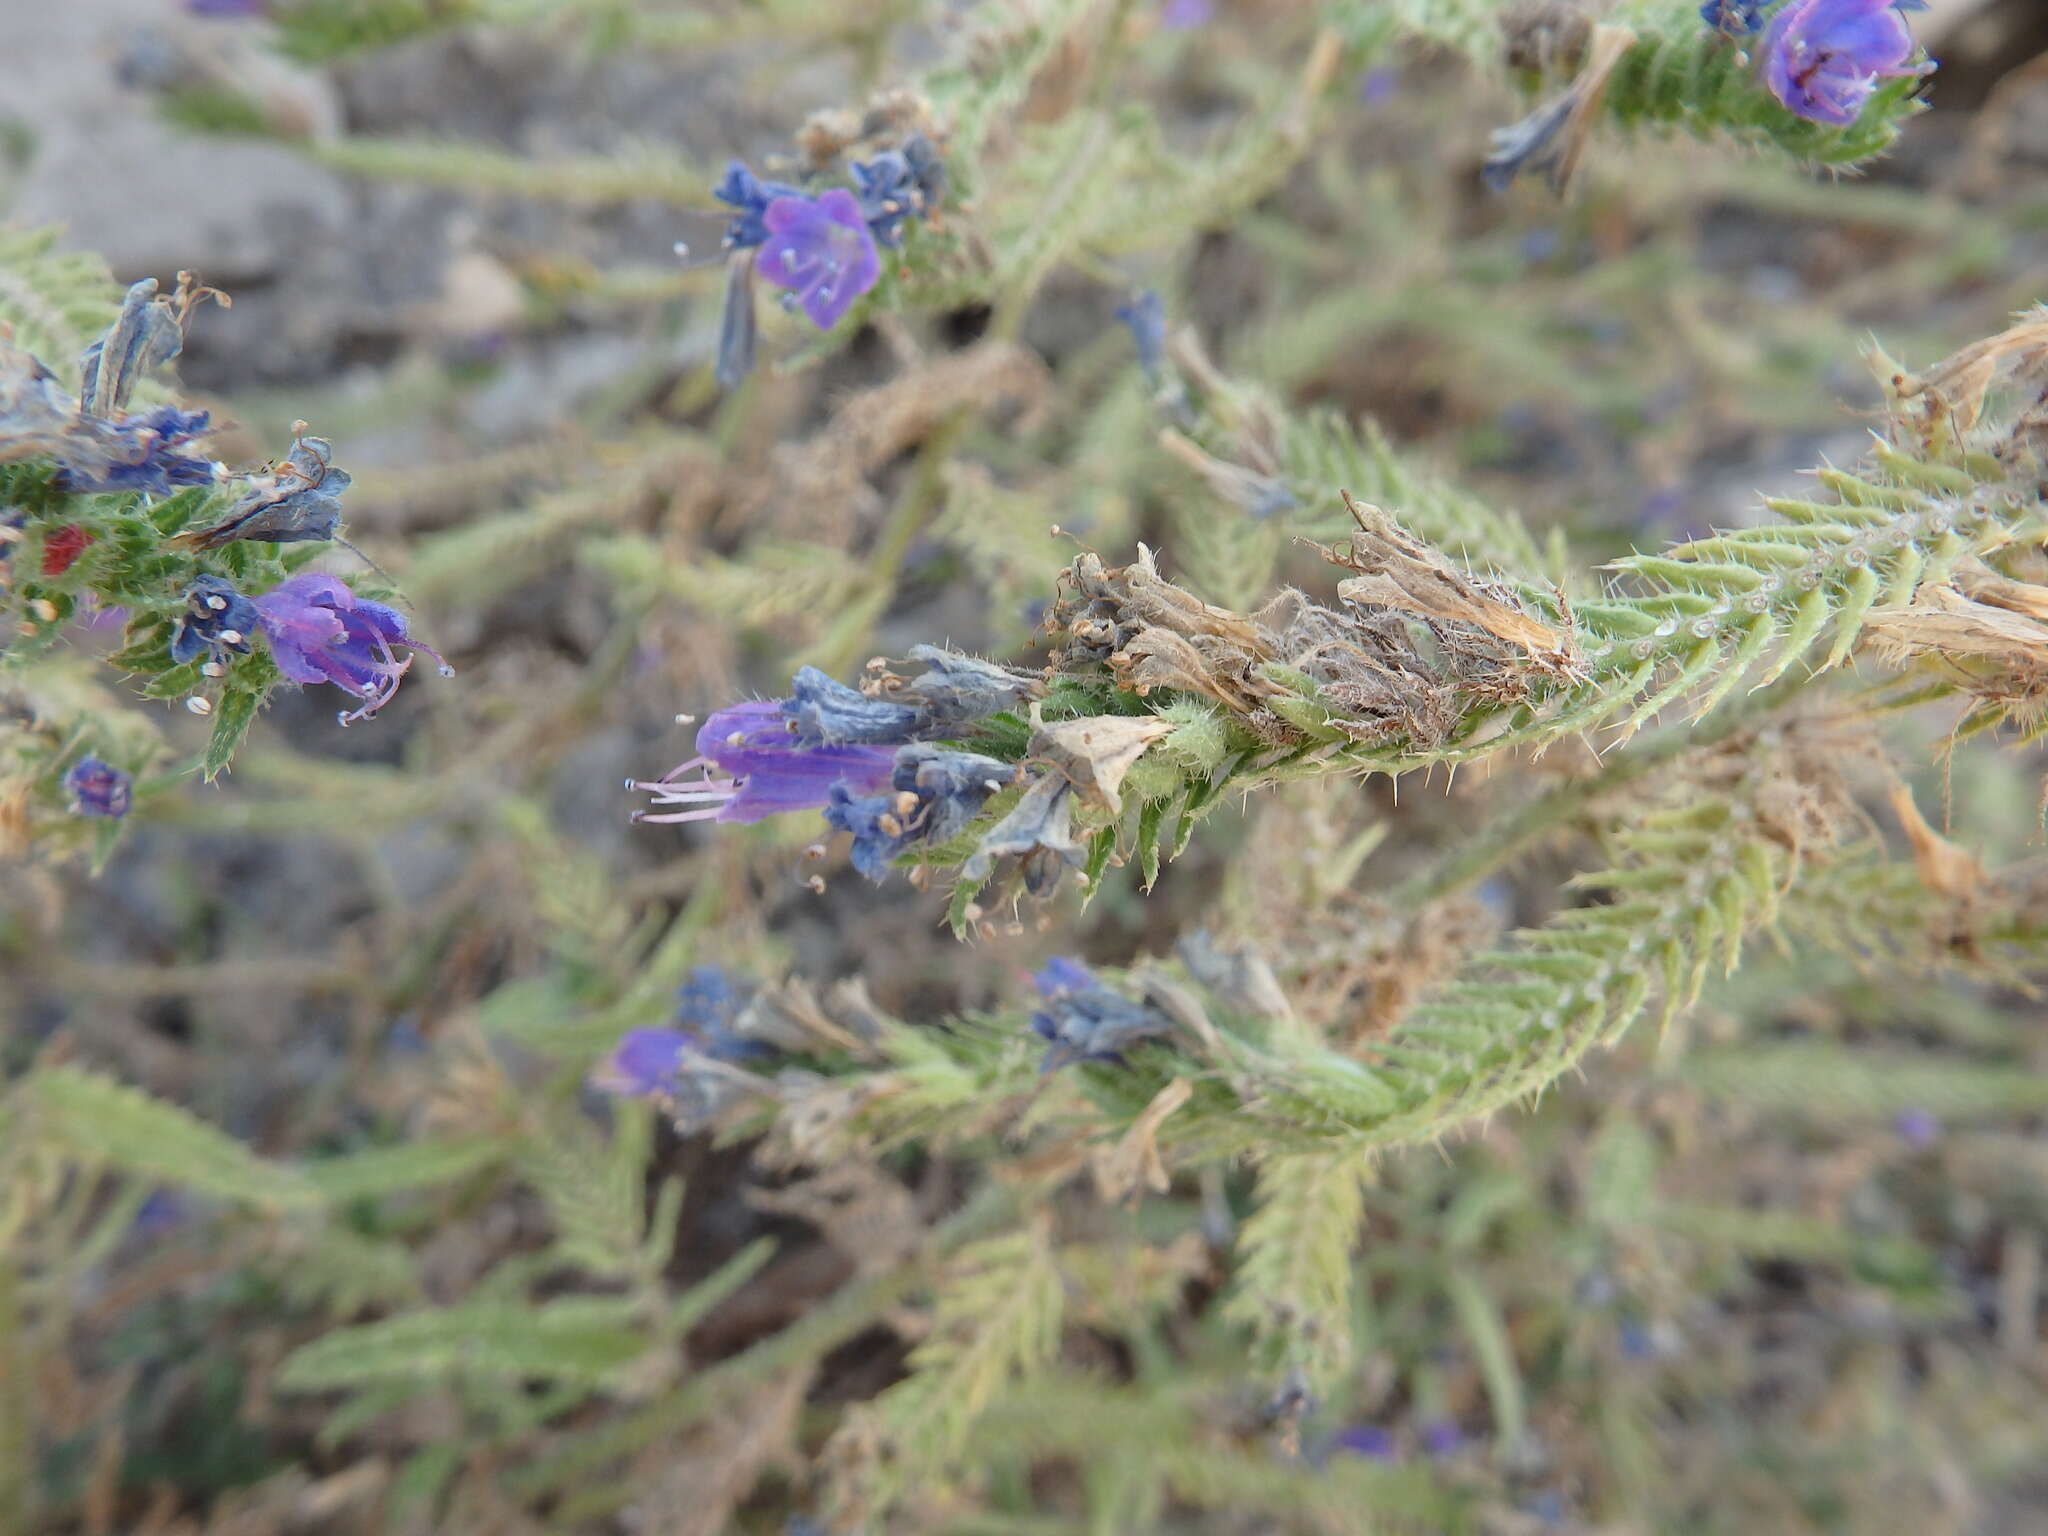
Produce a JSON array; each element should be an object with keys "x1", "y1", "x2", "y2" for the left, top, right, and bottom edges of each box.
[
  {"x1": 25, "y1": 0, "x2": 2048, "y2": 1530},
  {"x1": 0, "y1": 234, "x2": 449, "y2": 863}
]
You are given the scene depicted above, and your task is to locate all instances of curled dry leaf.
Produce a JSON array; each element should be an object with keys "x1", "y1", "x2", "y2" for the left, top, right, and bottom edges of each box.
[
  {"x1": 1329, "y1": 492, "x2": 1576, "y2": 669},
  {"x1": 1090, "y1": 1077, "x2": 1194, "y2": 1207},
  {"x1": 1865, "y1": 582, "x2": 2048, "y2": 664},
  {"x1": 1887, "y1": 780, "x2": 1989, "y2": 904},
  {"x1": 1886, "y1": 308, "x2": 2048, "y2": 440},
  {"x1": 1029, "y1": 713, "x2": 1174, "y2": 814}
]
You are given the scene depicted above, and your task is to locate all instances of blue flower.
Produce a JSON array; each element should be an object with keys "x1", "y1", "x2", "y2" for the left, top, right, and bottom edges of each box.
[
  {"x1": 1029, "y1": 964, "x2": 1171, "y2": 1072},
  {"x1": 785, "y1": 666, "x2": 925, "y2": 746},
  {"x1": 826, "y1": 745, "x2": 1018, "y2": 881},
  {"x1": 253, "y1": 572, "x2": 453, "y2": 725},
  {"x1": 849, "y1": 136, "x2": 945, "y2": 248},
  {"x1": 1329, "y1": 1425, "x2": 1398, "y2": 1462},
  {"x1": 962, "y1": 774, "x2": 1087, "y2": 896},
  {"x1": 755, "y1": 190, "x2": 881, "y2": 331},
  {"x1": 79, "y1": 278, "x2": 188, "y2": 419},
  {"x1": 1701, "y1": 0, "x2": 1766, "y2": 34},
  {"x1": 1894, "y1": 1107, "x2": 1940, "y2": 1146},
  {"x1": 1033, "y1": 956, "x2": 1098, "y2": 997},
  {"x1": 63, "y1": 756, "x2": 133, "y2": 819},
  {"x1": 1761, "y1": 0, "x2": 1926, "y2": 126},
  {"x1": 674, "y1": 965, "x2": 774, "y2": 1062},
  {"x1": 170, "y1": 574, "x2": 258, "y2": 673},
  {"x1": 176, "y1": 433, "x2": 349, "y2": 548},
  {"x1": 53, "y1": 405, "x2": 215, "y2": 497},
  {"x1": 1420, "y1": 1419, "x2": 1464, "y2": 1458},
  {"x1": 1114, "y1": 291, "x2": 1169, "y2": 387},
  {"x1": 714, "y1": 160, "x2": 805, "y2": 250}
]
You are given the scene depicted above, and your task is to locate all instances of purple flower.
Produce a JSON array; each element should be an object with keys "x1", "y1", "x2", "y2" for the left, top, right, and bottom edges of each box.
[
  {"x1": 631, "y1": 700, "x2": 897, "y2": 826},
  {"x1": 1329, "y1": 1425, "x2": 1398, "y2": 1462},
  {"x1": 170, "y1": 574, "x2": 257, "y2": 673},
  {"x1": 755, "y1": 190, "x2": 880, "y2": 332},
  {"x1": 1760, "y1": 0, "x2": 1925, "y2": 127},
  {"x1": 253, "y1": 573, "x2": 453, "y2": 725},
  {"x1": 64, "y1": 756, "x2": 132, "y2": 818},
  {"x1": 1420, "y1": 1419, "x2": 1464, "y2": 1458},
  {"x1": 187, "y1": 0, "x2": 269, "y2": 13},
  {"x1": 1359, "y1": 67, "x2": 1400, "y2": 104},
  {"x1": 589, "y1": 1025, "x2": 765, "y2": 1130},
  {"x1": 1161, "y1": 0, "x2": 1214, "y2": 27},
  {"x1": 1895, "y1": 1107, "x2": 1941, "y2": 1147},
  {"x1": 591, "y1": 1028, "x2": 695, "y2": 1098}
]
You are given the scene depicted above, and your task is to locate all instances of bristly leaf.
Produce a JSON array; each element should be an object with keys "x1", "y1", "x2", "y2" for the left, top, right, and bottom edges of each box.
[{"x1": 24, "y1": 1066, "x2": 321, "y2": 1211}]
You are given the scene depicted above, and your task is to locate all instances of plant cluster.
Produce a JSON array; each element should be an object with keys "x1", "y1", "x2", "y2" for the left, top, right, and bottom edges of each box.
[{"x1": 12, "y1": 1, "x2": 2048, "y2": 1532}]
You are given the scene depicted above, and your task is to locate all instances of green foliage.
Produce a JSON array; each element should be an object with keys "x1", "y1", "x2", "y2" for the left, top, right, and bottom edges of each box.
[
  {"x1": 1223, "y1": 1148, "x2": 1372, "y2": 1385},
  {"x1": 18, "y1": 1066, "x2": 321, "y2": 1212},
  {"x1": 0, "y1": 227, "x2": 118, "y2": 374},
  {"x1": 275, "y1": 1296, "x2": 650, "y2": 1392}
]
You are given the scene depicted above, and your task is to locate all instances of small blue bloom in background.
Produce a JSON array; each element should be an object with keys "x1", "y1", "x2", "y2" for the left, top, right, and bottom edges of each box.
[
  {"x1": 1033, "y1": 956, "x2": 1098, "y2": 997},
  {"x1": 1030, "y1": 961, "x2": 1172, "y2": 1071},
  {"x1": 1761, "y1": 0, "x2": 1926, "y2": 127},
  {"x1": 1524, "y1": 1491, "x2": 1568, "y2": 1525},
  {"x1": 63, "y1": 756, "x2": 133, "y2": 819},
  {"x1": 591, "y1": 1027, "x2": 695, "y2": 1099},
  {"x1": 676, "y1": 965, "x2": 740, "y2": 1031},
  {"x1": 170, "y1": 574, "x2": 258, "y2": 675},
  {"x1": 1161, "y1": 0, "x2": 1214, "y2": 30},
  {"x1": 1420, "y1": 1419, "x2": 1464, "y2": 1458},
  {"x1": 850, "y1": 135, "x2": 945, "y2": 249},
  {"x1": 254, "y1": 573, "x2": 453, "y2": 725},
  {"x1": 713, "y1": 160, "x2": 805, "y2": 251},
  {"x1": 755, "y1": 189, "x2": 882, "y2": 331},
  {"x1": 1329, "y1": 1425, "x2": 1398, "y2": 1462},
  {"x1": 1359, "y1": 67, "x2": 1400, "y2": 104},
  {"x1": 589, "y1": 1023, "x2": 766, "y2": 1129},
  {"x1": 1701, "y1": 0, "x2": 1767, "y2": 35},
  {"x1": 186, "y1": 0, "x2": 269, "y2": 15},
  {"x1": 631, "y1": 700, "x2": 898, "y2": 825},
  {"x1": 132, "y1": 1189, "x2": 186, "y2": 1236},
  {"x1": 1114, "y1": 291, "x2": 1169, "y2": 388},
  {"x1": 1895, "y1": 1107, "x2": 1941, "y2": 1147},
  {"x1": 674, "y1": 965, "x2": 773, "y2": 1062}
]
